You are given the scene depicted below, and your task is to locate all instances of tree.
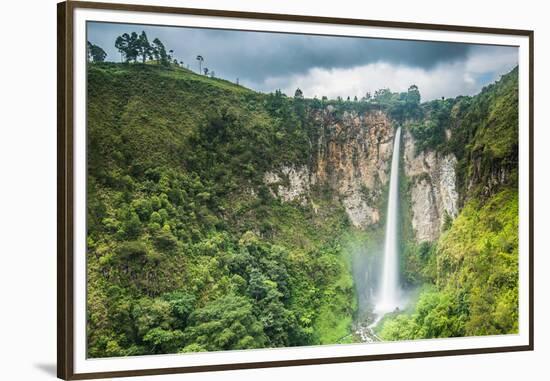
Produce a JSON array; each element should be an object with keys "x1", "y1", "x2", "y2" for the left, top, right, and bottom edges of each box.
[
  {"x1": 406, "y1": 84, "x2": 421, "y2": 106},
  {"x1": 151, "y1": 38, "x2": 169, "y2": 66},
  {"x1": 182, "y1": 294, "x2": 266, "y2": 351},
  {"x1": 136, "y1": 31, "x2": 153, "y2": 63},
  {"x1": 196, "y1": 55, "x2": 204, "y2": 74},
  {"x1": 114, "y1": 35, "x2": 126, "y2": 61},
  {"x1": 143, "y1": 327, "x2": 184, "y2": 354},
  {"x1": 132, "y1": 297, "x2": 185, "y2": 354},
  {"x1": 373, "y1": 88, "x2": 393, "y2": 104},
  {"x1": 119, "y1": 209, "x2": 141, "y2": 239},
  {"x1": 203, "y1": 67, "x2": 209, "y2": 76},
  {"x1": 163, "y1": 291, "x2": 196, "y2": 329},
  {"x1": 256, "y1": 281, "x2": 295, "y2": 347},
  {"x1": 294, "y1": 88, "x2": 303, "y2": 99},
  {"x1": 402, "y1": 84, "x2": 422, "y2": 119},
  {"x1": 115, "y1": 32, "x2": 139, "y2": 62},
  {"x1": 247, "y1": 268, "x2": 269, "y2": 300},
  {"x1": 87, "y1": 41, "x2": 106, "y2": 62}
]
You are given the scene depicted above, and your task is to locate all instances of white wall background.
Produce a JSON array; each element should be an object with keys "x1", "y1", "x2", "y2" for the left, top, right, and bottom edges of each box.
[{"x1": 0, "y1": 0, "x2": 547, "y2": 380}]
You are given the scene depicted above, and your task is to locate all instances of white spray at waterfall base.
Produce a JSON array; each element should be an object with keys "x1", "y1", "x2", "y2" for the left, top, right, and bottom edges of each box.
[{"x1": 374, "y1": 126, "x2": 406, "y2": 316}]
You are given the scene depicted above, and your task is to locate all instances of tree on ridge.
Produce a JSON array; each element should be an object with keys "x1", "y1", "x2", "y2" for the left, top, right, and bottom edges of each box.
[
  {"x1": 87, "y1": 41, "x2": 106, "y2": 62},
  {"x1": 196, "y1": 55, "x2": 204, "y2": 74}
]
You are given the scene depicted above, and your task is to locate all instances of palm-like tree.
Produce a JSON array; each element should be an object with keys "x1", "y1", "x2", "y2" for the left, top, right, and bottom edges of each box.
[{"x1": 196, "y1": 55, "x2": 204, "y2": 74}]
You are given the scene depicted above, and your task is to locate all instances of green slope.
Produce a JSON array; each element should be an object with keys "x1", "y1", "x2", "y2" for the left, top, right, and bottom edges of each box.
[
  {"x1": 86, "y1": 63, "x2": 357, "y2": 357},
  {"x1": 379, "y1": 189, "x2": 518, "y2": 340}
]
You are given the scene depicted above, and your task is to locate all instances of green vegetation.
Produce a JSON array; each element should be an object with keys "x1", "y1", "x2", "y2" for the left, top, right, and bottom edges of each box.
[
  {"x1": 304, "y1": 84, "x2": 423, "y2": 124},
  {"x1": 114, "y1": 31, "x2": 173, "y2": 65},
  {"x1": 379, "y1": 190, "x2": 518, "y2": 340},
  {"x1": 87, "y1": 41, "x2": 106, "y2": 63},
  {"x1": 86, "y1": 62, "x2": 356, "y2": 357},
  {"x1": 380, "y1": 69, "x2": 519, "y2": 340},
  {"x1": 86, "y1": 39, "x2": 519, "y2": 356},
  {"x1": 407, "y1": 68, "x2": 518, "y2": 202}
]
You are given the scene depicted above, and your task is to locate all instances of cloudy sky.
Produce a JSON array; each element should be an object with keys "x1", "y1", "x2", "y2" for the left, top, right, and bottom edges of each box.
[{"x1": 88, "y1": 22, "x2": 518, "y2": 101}]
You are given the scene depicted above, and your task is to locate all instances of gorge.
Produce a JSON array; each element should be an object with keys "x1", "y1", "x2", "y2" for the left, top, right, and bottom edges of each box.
[{"x1": 85, "y1": 62, "x2": 519, "y2": 356}]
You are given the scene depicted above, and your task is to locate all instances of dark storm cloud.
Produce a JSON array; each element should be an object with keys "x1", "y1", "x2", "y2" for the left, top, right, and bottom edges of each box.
[
  {"x1": 87, "y1": 22, "x2": 471, "y2": 82},
  {"x1": 87, "y1": 22, "x2": 517, "y2": 100}
]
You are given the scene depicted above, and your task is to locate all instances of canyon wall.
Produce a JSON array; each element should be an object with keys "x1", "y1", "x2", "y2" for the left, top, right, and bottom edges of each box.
[
  {"x1": 263, "y1": 107, "x2": 458, "y2": 242},
  {"x1": 402, "y1": 130, "x2": 458, "y2": 242}
]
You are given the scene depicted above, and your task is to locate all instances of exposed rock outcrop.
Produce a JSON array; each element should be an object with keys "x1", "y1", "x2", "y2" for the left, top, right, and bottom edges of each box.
[
  {"x1": 314, "y1": 109, "x2": 394, "y2": 228},
  {"x1": 261, "y1": 108, "x2": 459, "y2": 238},
  {"x1": 263, "y1": 165, "x2": 312, "y2": 205},
  {"x1": 263, "y1": 108, "x2": 394, "y2": 228},
  {"x1": 403, "y1": 130, "x2": 458, "y2": 242}
]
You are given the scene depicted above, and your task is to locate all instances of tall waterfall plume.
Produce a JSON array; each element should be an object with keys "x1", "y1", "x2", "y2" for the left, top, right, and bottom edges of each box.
[{"x1": 375, "y1": 126, "x2": 403, "y2": 314}]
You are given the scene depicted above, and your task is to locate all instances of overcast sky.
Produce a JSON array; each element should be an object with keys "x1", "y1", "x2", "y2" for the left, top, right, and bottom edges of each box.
[{"x1": 88, "y1": 22, "x2": 518, "y2": 101}]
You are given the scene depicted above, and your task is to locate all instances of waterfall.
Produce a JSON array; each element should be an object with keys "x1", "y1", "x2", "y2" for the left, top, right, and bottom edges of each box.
[{"x1": 375, "y1": 126, "x2": 402, "y2": 314}]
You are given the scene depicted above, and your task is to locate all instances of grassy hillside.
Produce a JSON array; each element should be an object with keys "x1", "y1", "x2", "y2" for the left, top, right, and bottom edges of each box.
[{"x1": 86, "y1": 63, "x2": 357, "y2": 357}]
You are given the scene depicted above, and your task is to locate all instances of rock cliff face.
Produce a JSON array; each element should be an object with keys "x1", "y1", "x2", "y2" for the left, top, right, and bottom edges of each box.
[
  {"x1": 264, "y1": 108, "x2": 394, "y2": 229},
  {"x1": 263, "y1": 107, "x2": 459, "y2": 241},
  {"x1": 263, "y1": 165, "x2": 312, "y2": 205},
  {"x1": 314, "y1": 109, "x2": 394, "y2": 228},
  {"x1": 403, "y1": 130, "x2": 458, "y2": 242}
]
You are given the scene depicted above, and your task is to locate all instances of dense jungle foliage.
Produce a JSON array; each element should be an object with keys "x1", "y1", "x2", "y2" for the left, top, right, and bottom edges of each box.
[
  {"x1": 86, "y1": 60, "x2": 518, "y2": 357},
  {"x1": 380, "y1": 190, "x2": 518, "y2": 340},
  {"x1": 86, "y1": 63, "x2": 359, "y2": 357}
]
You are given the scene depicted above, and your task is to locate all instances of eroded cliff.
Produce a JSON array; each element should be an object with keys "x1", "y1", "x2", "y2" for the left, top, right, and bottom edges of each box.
[
  {"x1": 403, "y1": 130, "x2": 458, "y2": 242},
  {"x1": 264, "y1": 108, "x2": 396, "y2": 229},
  {"x1": 263, "y1": 107, "x2": 458, "y2": 242}
]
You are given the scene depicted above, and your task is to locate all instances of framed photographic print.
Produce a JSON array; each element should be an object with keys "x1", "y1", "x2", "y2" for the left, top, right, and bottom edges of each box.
[{"x1": 57, "y1": 1, "x2": 534, "y2": 379}]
